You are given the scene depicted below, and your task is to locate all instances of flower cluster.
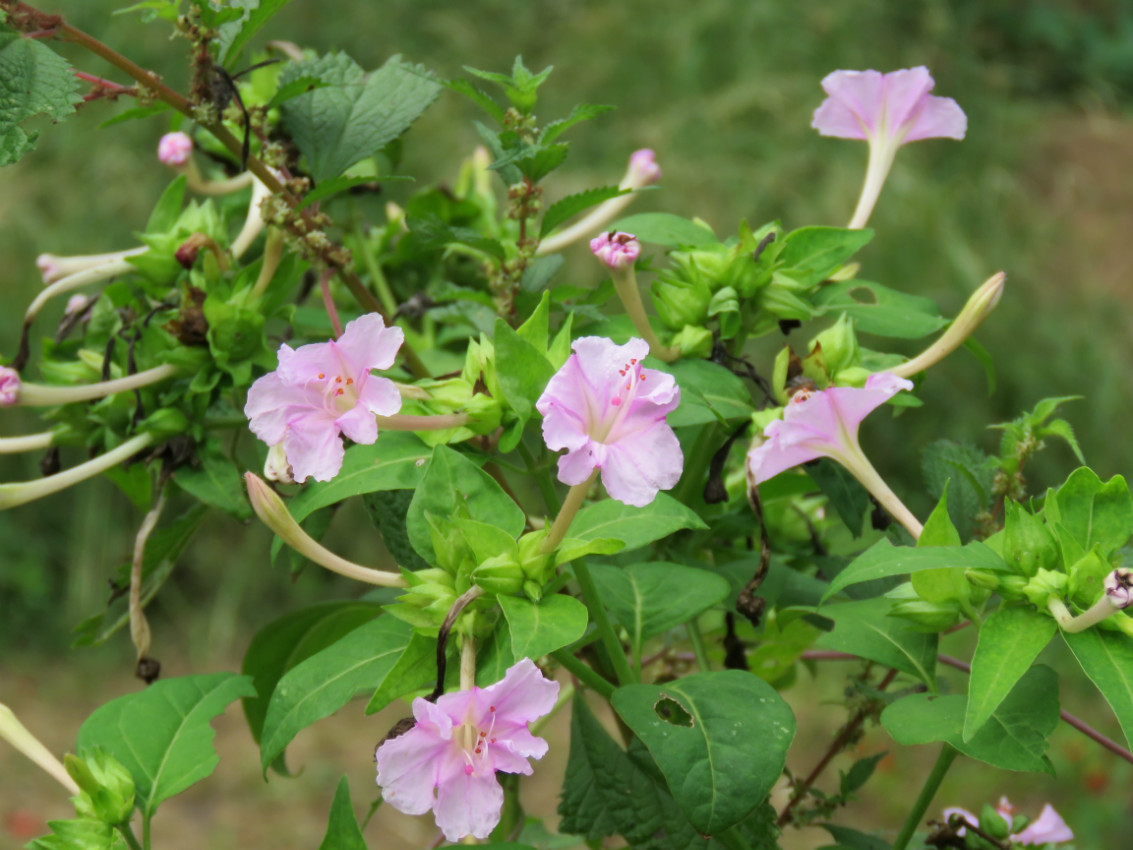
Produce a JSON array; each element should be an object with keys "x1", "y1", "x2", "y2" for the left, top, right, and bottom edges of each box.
[{"x1": 943, "y1": 797, "x2": 1073, "y2": 846}]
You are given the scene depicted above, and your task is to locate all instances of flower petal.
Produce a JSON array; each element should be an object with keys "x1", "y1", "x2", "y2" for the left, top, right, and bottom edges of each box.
[
  {"x1": 358, "y1": 374, "x2": 403, "y2": 418},
  {"x1": 336, "y1": 313, "x2": 405, "y2": 371},
  {"x1": 433, "y1": 771, "x2": 504, "y2": 842},
  {"x1": 878, "y1": 66, "x2": 935, "y2": 134},
  {"x1": 479, "y1": 658, "x2": 560, "y2": 725},
  {"x1": 245, "y1": 372, "x2": 295, "y2": 446},
  {"x1": 600, "y1": 419, "x2": 683, "y2": 506},
  {"x1": 557, "y1": 444, "x2": 600, "y2": 485},
  {"x1": 813, "y1": 69, "x2": 885, "y2": 139},
  {"x1": 375, "y1": 726, "x2": 449, "y2": 817},
  {"x1": 282, "y1": 411, "x2": 345, "y2": 482},
  {"x1": 904, "y1": 95, "x2": 967, "y2": 142},
  {"x1": 1012, "y1": 804, "x2": 1073, "y2": 845}
]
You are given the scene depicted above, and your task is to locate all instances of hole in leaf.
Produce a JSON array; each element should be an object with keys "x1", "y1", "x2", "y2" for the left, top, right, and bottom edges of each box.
[
  {"x1": 654, "y1": 696, "x2": 694, "y2": 727},
  {"x1": 845, "y1": 284, "x2": 878, "y2": 305}
]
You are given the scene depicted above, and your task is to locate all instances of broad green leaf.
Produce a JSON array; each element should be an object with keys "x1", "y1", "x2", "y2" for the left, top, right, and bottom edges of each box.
[
  {"x1": 407, "y1": 214, "x2": 506, "y2": 260},
  {"x1": 443, "y1": 77, "x2": 506, "y2": 122},
  {"x1": 297, "y1": 173, "x2": 411, "y2": 209},
  {"x1": 241, "y1": 602, "x2": 383, "y2": 744},
  {"x1": 287, "y1": 432, "x2": 431, "y2": 524},
  {"x1": 540, "y1": 186, "x2": 631, "y2": 238},
  {"x1": 365, "y1": 630, "x2": 438, "y2": 714},
  {"x1": 259, "y1": 616, "x2": 414, "y2": 769},
  {"x1": 805, "y1": 460, "x2": 870, "y2": 537},
  {"x1": 566, "y1": 493, "x2": 707, "y2": 553},
  {"x1": 539, "y1": 102, "x2": 615, "y2": 144},
  {"x1": 588, "y1": 562, "x2": 730, "y2": 653},
  {"x1": 0, "y1": 32, "x2": 83, "y2": 166},
  {"x1": 661, "y1": 358, "x2": 754, "y2": 427},
  {"x1": 608, "y1": 213, "x2": 717, "y2": 247},
  {"x1": 1051, "y1": 467, "x2": 1133, "y2": 557},
  {"x1": 362, "y1": 489, "x2": 429, "y2": 571},
  {"x1": 964, "y1": 606, "x2": 1056, "y2": 741},
  {"x1": 823, "y1": 540, "x2": 1008, "y2": 601},
  {"x1": 815, "y1": 598, "x2": 937, "y2": 688},
  {"x1": 776, "y1": 226, "x2": 874, "y2": 287},
  {"x1": 1063, "y1": 628, "x2": 1133, "y2": 749},
  {"x1": 499, "y1": 595, "x2": 588, "y2": 660},
  {"x1": 494, "y1": 318, "x2": 555, "y2": 429},
  {"x1": 921, "y1": 439, "x2": 994, "y2": 542},
  {"x1": 280, "y1": 53, "x2": 441, "y2": 181},
  {"x1": 216, "y1": 0, "x2": 291, "y2": 64},
  {"x1": 405, "y1": 445, "x2": 525, "y2": 564},
  {"x1": 612, "y1": 671, "x2": 795, "y2": 835},
  {"x1": 881, "y1": 665, "x2": 1059, "y2": 774},
  {"x1": 812, "y1": 280, "x2": 944, "y2": 339},
  {"x1": 173, "y1": 439, "x2": 252, "y2": 520},
  {"x1": 911, "y1": 487, "x2": 970, "y2": 606},
  {"x1": 145, "y1": 176, "x2": 187, "y2": 233},
  {"x1": 319, "y1": 775, "x2": 368, "y2": 850},
  {"x1": 77, "y1": 673, "x2": 256, "y2": 816}
]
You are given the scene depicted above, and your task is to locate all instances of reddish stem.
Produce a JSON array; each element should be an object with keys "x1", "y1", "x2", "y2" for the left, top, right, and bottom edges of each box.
[{"x1": 319, "y1": 270, "x2": 343, "y2": 337}]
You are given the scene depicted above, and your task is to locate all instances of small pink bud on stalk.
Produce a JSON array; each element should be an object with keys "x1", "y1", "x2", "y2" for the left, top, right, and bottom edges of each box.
[
  {"x1": 1049, "y1": 568, "x2": 1133, "y2": 633},
  {"x1": 889, "y1": 272, "x2": 1005, "y2": 379},
  {"x1": 36, "y1": 247, "x2": 147, "y2": 285},
  {"x1": 3, "y1": 363, "x2": 182, "y2": 408},
  {"x1": 537, "y1": 148, "x2": 662, "y2": 255},
  {"x1": 0, "y1": 703, "x2": 80, "y2": 795},
  {"x1": 590, "y1": 232, "x2": 678, "y2": 363},
  {"x1": 244, "y1": 472, "x2": 408, "y2": 588},
  {"x1": 0, "y1": 433, "x2": 155, "y2": 511},
  {"x1": 157, "y1": 132, "x2": 254, "y2": 195}
]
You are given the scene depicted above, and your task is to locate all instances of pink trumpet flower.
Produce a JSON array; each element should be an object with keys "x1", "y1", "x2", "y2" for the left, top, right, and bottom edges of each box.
[
  {"x1": 375, "y1": 658, "x2": 558, "y2": 842},
  {"x1": 536, "y1": 336, "x2": 682, "y2": 507},
  {"x1": 244, "y1": 314, "x2": 404, "y2": 483},
  {"x1": 812, "y1": 67, "x2": 967, "y2": 229}
]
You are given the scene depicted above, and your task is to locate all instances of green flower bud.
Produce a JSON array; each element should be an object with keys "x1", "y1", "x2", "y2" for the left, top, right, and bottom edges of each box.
[
  {"x1": 516, "y1": 531, "x2": 554, "y2": 585},
  {"x1": 65, "y1": 749, "x2": 135, "y2": 825},
  {"x1": 809, "y1": 313, "x2": 859, "y2": 378},
  {"x1": 1068, "y1": 548, "x2": 1113, "y2": 608},
  {"x1": 965, "y1": 569, "x2": 1002, "y2": 590},
  {"x1": 1002, "y1": 500, "x2": 1058, "y2": 577},
  {"x1": 650, "y1": 273, "x2": 711, "y2": 330},
  {"x1": 522, "y1": 579, "x2": 544, "y2": 602},
  {"x1": 979, "y1": 804, "x2": 1011, "y2": 840},
  {"x1": 36, "y1": 817, "x2": 118, "y2": 850},
  {"x1": 669, "y1": 324, "x2": 714, "y2": 359},
  {"x1": 888, "y1": 597, "x2": 962, "y2": 633},
  {"x1": 471, "y1": 556, "x2": 525, "y2": 596},
  {"x1": 1022, "y1": 567, "x2": 1068, "y2": 609},
  {"x1": 707, "y1": 286, "x2": 741, "y2": 339}
]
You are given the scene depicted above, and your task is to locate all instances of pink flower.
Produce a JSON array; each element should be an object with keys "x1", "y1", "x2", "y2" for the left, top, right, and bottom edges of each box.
[
  {"x1": 590, "y1": 231, "x2": 640, "y2": 270},
  {"x1": 375, "y1": 658, "x2": 559, "y2": 842},
  {"x1": 157, "y1": 132, "x2": 193, "y2": 167},
  {"x1": 0, "y1": 367, "x2": 20, "y2": 407},
  {"x1": 244, "y1": 313, "x2": 404, "y2": 483},
  {"x1": 747, "y1": 372, "x2": 912, "y2": 485},
  {"x1": 812, "y1": 67, "x2": 967, "y2": 230},
  {"x1": 536, "y1": 336, "x2": 682, "y2": 507},
  {"x1": 941, "y1": 799, "x2": 1073, "y2": 845},
  {"x1": 627, "y1": 148, "x2": 662, "y2": 185}
]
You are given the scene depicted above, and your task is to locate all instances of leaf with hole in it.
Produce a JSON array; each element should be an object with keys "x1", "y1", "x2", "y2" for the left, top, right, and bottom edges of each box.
[
  {"x1": 1063, "y1": 627, "x2": 1133, "y2": 750},
  {"x1": 609, "y1": 213, "x2": 718, "y2": 247},
  {"x1": 499, "y1": 595, "x2": 588, "y2": 661},
  {"x1": 611, "y1": 671, "x2": 795, "y2": 835},
  {"x1": 812, "y1": 279, "x2": 944, "y2": 339},
  {"x1": 882, "y1": 665, "x2": 1059, "y2": 774},
  {"x1": 566, "y1": 493, "x2": 707, "y2": 553},
  {"x1": 77, "y1": 673, "x2": 256, "y2": 817},
  {"x1": 815, "y1": 598, "x2": 937, "y2": 688},
  {"x1": 963, "y1": 605, "x2": 1055, "y2": 742}
]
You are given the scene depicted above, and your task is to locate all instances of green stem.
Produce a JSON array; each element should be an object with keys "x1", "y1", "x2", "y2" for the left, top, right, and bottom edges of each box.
[
  {"x1": 352, "y1": 218, "x2": 398, "y2": 316},
  {"x1": 573, "y1": 559, "x2": 637, "y2": 686},
  {"x1": 551, "y1": 650, "x2": 615, "y2": 700},
  {"x1": 541, "y1": 475, "x2": 594, "y2": 553},
  {"x1": 117, "y1": 824, "x2": 143, "y2": 850},
  {"x1": 142, "y1": 814, "x2": 151, "y2": 850},
  {"x1": 687, "y1": 618, "x2": 711, "y2": 672},
  {"x1": 891, "y1": 744, "x2": 959, "y2": 850}
]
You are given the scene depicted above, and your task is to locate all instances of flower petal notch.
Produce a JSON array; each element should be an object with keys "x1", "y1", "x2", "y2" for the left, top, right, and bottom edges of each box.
[
  {"x1": 747, "y1": 372, "x2": 923, "y2": 538},
  {"x1": 244, "y1": 313, "x2": 405, "y2": 483},
  {"x1": 536, "y1": 336, "x2": 682, "y2": 508},
  {"x1": 813, "y1": 67, "x2": 967, "y2": 229},
  {"x1": 375, "y1": 658, "x2": 559, "y2": 842}
]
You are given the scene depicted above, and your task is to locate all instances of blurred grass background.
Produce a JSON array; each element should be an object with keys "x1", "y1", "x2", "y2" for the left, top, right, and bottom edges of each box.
[{"x1": 2, "y1": 0, "x2": 1133, "y2": 847}]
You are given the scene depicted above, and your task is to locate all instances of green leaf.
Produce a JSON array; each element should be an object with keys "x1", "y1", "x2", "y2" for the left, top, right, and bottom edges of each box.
[
  {"x1": 365, "y1": 630, "x2": 438, "y2": 714},
  {"x1": 815, "y1": 598, "x2": 938, "y2": 688},
  {"x1": 407, "y1": 213, "x2": 506, "y2": 260},
  {"x1": 443, "y1": 77, "x2": 505, "y2": 123},
  {"x1": 539, "y1": 103, "x2": 614, "y2": 144},
  {"x1": 660, "y1": 358, "x2": 754, "y2": 427},
  {"x1": 1051, "y1": 467, "x2": 1133, "y2": 557},
  {"x1": 499, "y1": 595, "x2": 588, "y2": 660},
  {"x1": 921, "y1": 440, "x2": 993, "y2": 542},
  {"x1": 362, "y1": 489, "x2": 430, "y2": 571},
  {"x1": 77, "y1": 673, "x2": 256, "y2": 816},
  {"x1": 612, "y1": 671, "x2": 795, "y2": 834},
  {"x1": 776, "y1": 226, "x2": 874, "y2": 287},
  {"x1": 812, "y1": 280, "x2": 944, "y2": 339},
  {"x1": 539, "y1": 186, "x2": 630, "y2": 238},
  {"x1": 406, "y1": 445, "x2": 525, "y2": 564},
  {"x1": 881, "y1": 665, "x2": 1059, "y2": 774},
  {"x1": 805, "y1": 460, "x2": 871, "y2": 537},
  {"x1": 1063, "y1": 627, "x2": 1133, "y2": 750},
  {"x1": 567, "y1": 493, "x2": 707, "y2": 553},
  {"x1": 839, "y1": 752, "x2": 887, "y2": 797},
  {"x1": 287, "y1": 432, "x2": 431, "y2": 524},
  {"x1": 240, "y1": 602, "x2": 383, "y2": 745},
  {"x1": 259, "y1": 616, "x2": 414, "y2": 769},
  {"x1": 494, "y1": 318, "x2": 556, "y2": 432},
  {"x1": 173, "y1": 440, "x2": 251, "y2": 520},
  {"x1": 297, "y1": 173, "x2": 411, "y2": 210},
  {"x1": 608, "y1": 213, "x2": 718, "y2": 247},
  {"x1": 319, "y1": 775, "x2": 368, "y2": 850},
  {"x1": 589, "y1": 562, "x2": 730, "y2": 653},
  {"x1": 964, "y1": 606, "x2": 1056, "y2": 741},
  {"x1": 823, "y1": 540, "x2": 1008, "y2": 601},
  {"x1": 0, "y1": 32, "x2": 82, "y2": 166},
  {"x1": 146, "y1": 176, "x2": 187, "y2": 233},
  {"x1": 280, "y1": 53, "x2": 441, "y2": 181},
  {"x1": 216, "y1": 0, "x2": 292, "y2": 64}
]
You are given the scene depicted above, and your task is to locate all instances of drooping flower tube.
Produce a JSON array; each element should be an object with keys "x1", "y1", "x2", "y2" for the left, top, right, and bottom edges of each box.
[
  {"x1": 375, "y1": 658, "x2": 559, "y2": 842},
  {"x1": 746, "y1": 372, "x2": 922, "y2": 539},
  {"x1": 1, "y1": 363, "x2": 182, "y2": 408},
  {"x1": 943, "y1": 797, "x2": 1073, "y2": 846},
  {"x1": 157, "y1": 132, "x2": 254, "y2": 196},
  {"x1": 537, "y1": 149, "x2": 662, "y2": 255},
  {"x1": 589, "y1": 232, "x2": 678, "y2": 363},
  {"x1": 812, "y1": 67, "x2": 967, "y2": 229},
  {"x1": 25, "y1": 255, "x2": 144, "y2": 325},
  {"x1": 1047, "y1": 567, "x2": 1133, "y2": 633},
  {"x1": 36, "y1": 247, "x2": 147, "y2": 286},
  {"x1": 0, "y1": 703, "x2": 80, "y2": 796},
  {"x1": 537, "y1": 336, "x2": 682, "y2": 546}
]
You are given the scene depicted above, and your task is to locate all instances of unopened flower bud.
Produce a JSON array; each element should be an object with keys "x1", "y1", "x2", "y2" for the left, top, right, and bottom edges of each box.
[
  {"x1": 1104, "y1": 567, "x2": 1133, "y2": 610},
  {"x1": 158, "y1": 131, "x2": 193, "y2": 167},
  {"x1": 626, "y1": 148, "x2": 662, "y2": 186},
  {"x1": 64, "y1": 294, "x2": 90, "y2": 316},
  {"x1": 0, "y1": 366, "x2": 20, "y2": 406},
  {"x1": 263, "y1": 443, "x2": 295, "y2": 484},
  {"x1": 65, "y1": 749, "x2": 135, "y2": 825},
  {"x1": 590, "y1": 231, "x2": 640, "y2": 271}
]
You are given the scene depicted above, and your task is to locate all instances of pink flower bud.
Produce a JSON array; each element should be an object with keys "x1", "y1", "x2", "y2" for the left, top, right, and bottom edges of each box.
[
  {"x1": 627, "y1": 148, "x2": 662, "y2": 186},
  {"x1": 590, "y1": 231, "x2": 640, "y2": 270},
  {"x1": 64, "y1": 295, "x2": 89, "y2": 316},
  {"x1": 158, "y1": 132, "x2": 193, "y2": 167},
  {"x1": 1105, "y1": 567, "x2": 1133, "y2": 610},
  {"x1": 0, "y1": 367, "x2": 21, "y2": 407},
  {"x1": 35, "y1": 255, "x2": 61, "y2": 283}
]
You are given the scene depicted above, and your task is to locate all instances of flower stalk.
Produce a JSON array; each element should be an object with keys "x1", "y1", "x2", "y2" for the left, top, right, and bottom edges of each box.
[
  {"x1": 13, "y1": 363, "x2": 181, "y2": 407},
  {"x1": 0, "y1": 703, "x2": 80, "y2": 795},
  {"x1": 1048, "y1": 569, "x2": 1133, "y2": 633},
  {"x1": 37, "y1": 247, "x2": 146, "y2": 285},
  {"x1": 0, "y1": 431, "x2": 55, "y2": 454},
  {"x1": 541, "y1": 471, "x2": 597, "y2": 554},
  {"x1": 25, "y1": 258, "x2": 138, "y2": 323},
  {"x1": 376, "y1": 413, "x2": 473, "y2": 432}
]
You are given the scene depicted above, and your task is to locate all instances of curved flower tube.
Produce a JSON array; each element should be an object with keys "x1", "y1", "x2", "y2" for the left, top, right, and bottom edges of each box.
[
  {"x1": 590, "y1": 231, "x2": 678, "y2": 363},
  {"x1": 376, "y1": 658, "x2": 558, "y2": 842},
  {"x1": 158, "y1": 132, "x2": 254, "y2": 196},
  {"x1": 36, "y1": 247, "x2": 147, "y2": 285},
  {"x1": 747, "y1": 372, "x2": 922, "y2": 538},
  {"x1": 25, "y1": 258, "x2": 139, "y2": 323},
  {"x1": 813, "y1": 67, "x2": 967, "y2": 229},
  {"x1": 0, "y1": 703, "x2": 80, "y2": 795},
  {"x1": 230, "y1": 174, "x2": 275, "y2": 259},
  {"x1": 8, "y1": 363, "x2": 182, "y2": 408}
]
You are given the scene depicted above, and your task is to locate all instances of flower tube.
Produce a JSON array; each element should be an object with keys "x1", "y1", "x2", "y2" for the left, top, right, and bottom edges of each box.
[
  {"x1": 746, "y1": 372, "x2": 922, "y2": 538},
  {"x1": 1048, "y1": 568, "x2": 1133, "y2": 633},
  {"x1": 230, "y1": 173, "x2": 274, "y2": 259},
  {"x1": 7, "y1": 363, "x2": 182, "y2": 408},
  {"x1": 812, "y1": 67, "x2": 967, "y2": 229},
  {"x1": 589, "y1": 231, "x2": 678, "y2": 363},
  {"x1": 25, "y1": 258, "x2": 140, "y2": 324},
  {"x1": 375, "y1": 658, "x2": 558, "y2": 841},
  {"x1": 0, "y1": 703, "x2": 80, "y2": 795},
  {"x1": 36, "y1": 247, "x2": 147, "y2": 285},
  {"x1": 537, "y1": 149, "x2": 662, "y2": 255},
  {"x1": 0, "y1": 431, "x2": 55, "y2": 454}
]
